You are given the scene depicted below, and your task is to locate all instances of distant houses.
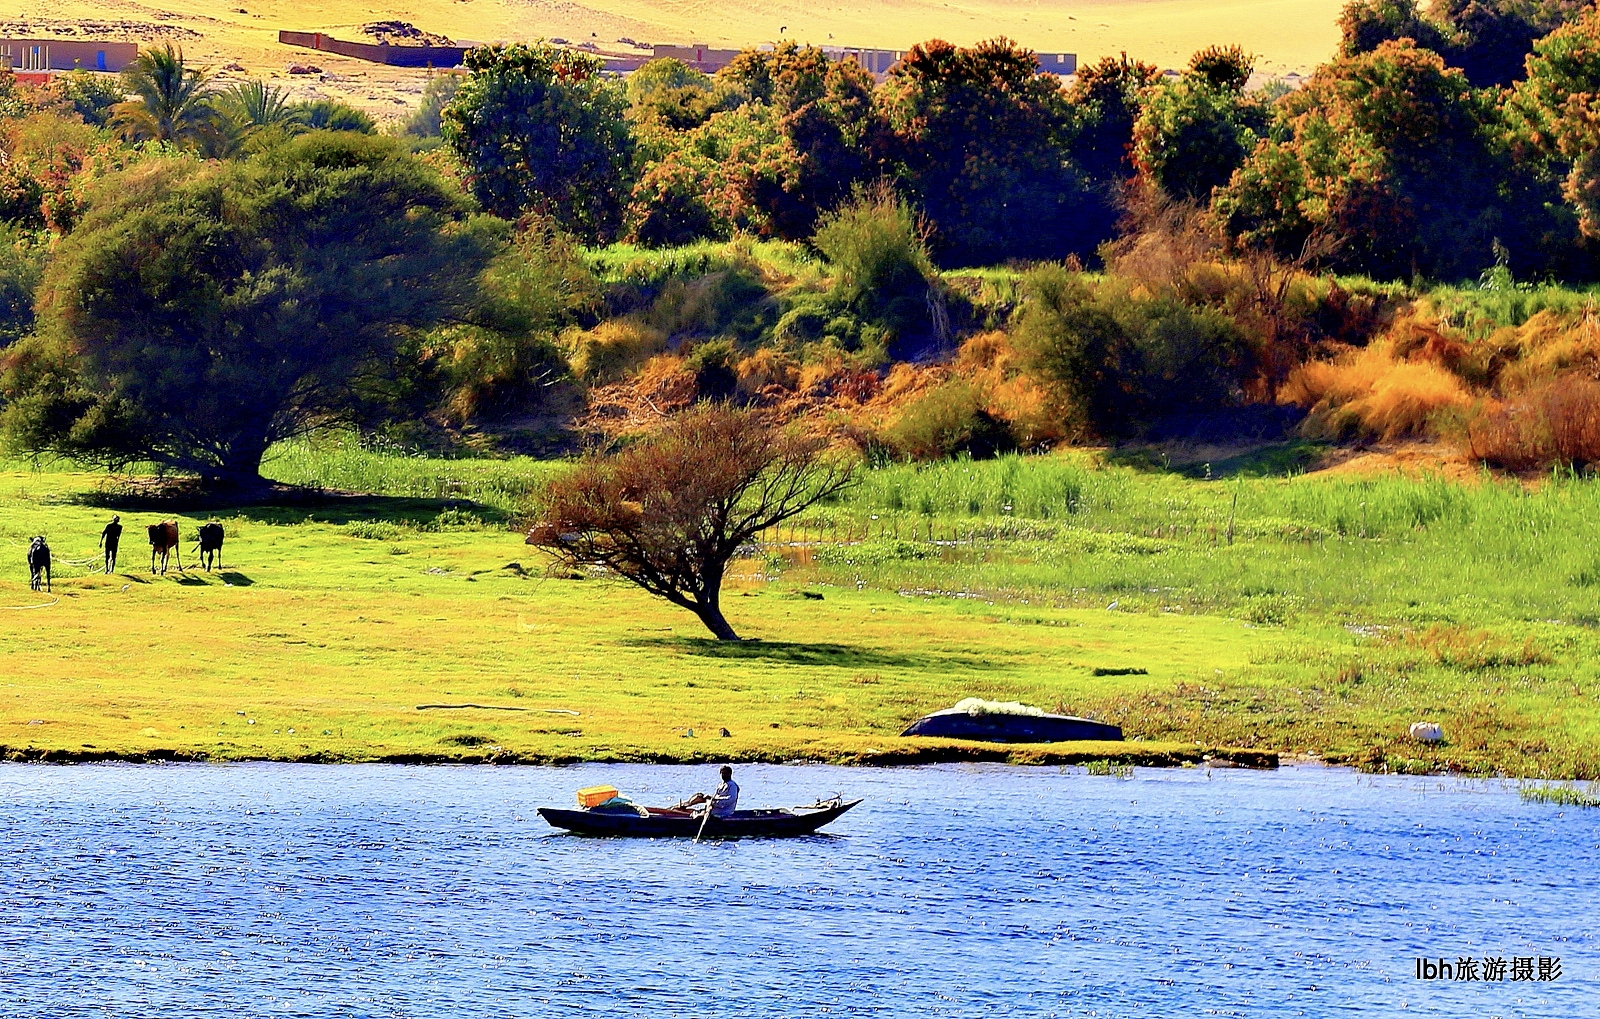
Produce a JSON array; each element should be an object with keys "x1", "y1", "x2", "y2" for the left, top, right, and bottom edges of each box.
[{"x1": 0, "y1": 38, "x2": 138, "y2": 76}]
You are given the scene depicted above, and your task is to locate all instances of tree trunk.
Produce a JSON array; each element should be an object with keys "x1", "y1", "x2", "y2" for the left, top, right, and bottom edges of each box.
[
  {"x1": 204, "y1": 437, "x2": 272, "y2": 495},
  {"x1": 695, "y1": 591, "x2": 741, "y2": 641}
]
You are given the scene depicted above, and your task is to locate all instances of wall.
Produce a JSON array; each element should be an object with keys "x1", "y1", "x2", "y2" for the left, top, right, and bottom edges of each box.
[
  {"x1": 0, "y1": 39, "x2": 138, "y2": 72},
  {"x1": 279, "y1": 31, "x2": 465, "y2": 68}
]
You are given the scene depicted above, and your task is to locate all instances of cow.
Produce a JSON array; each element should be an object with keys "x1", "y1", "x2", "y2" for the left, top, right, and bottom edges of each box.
[
  {"x1": 196, "y1": 521, "x2": 224, "y2": 571},
  {"x1": 148, "y1": 520, "x2": 181, "y2": 575},
  {"x1": 26, "y1": 537, "x2": 50, "y2": 592}
]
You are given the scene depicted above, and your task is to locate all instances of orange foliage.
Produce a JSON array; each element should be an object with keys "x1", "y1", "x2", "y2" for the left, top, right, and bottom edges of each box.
[
  {"x1": 1281, "y1": 329, "x2": 1475, "y2": 440},
  {"x1": 1465, "y1": 375, "x2": 1600, "y2": 469}
]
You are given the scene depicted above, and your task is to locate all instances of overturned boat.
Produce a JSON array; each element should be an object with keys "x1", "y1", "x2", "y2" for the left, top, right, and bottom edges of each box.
[
  {"x1": 538, "y1": 795, "x2": 860, "y2": 839},
  {"x1": 901, "y1": 698, "x2": 1123, "y2": 743}
]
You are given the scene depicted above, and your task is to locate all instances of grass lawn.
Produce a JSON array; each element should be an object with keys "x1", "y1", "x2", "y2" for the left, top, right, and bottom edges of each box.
[{"x1": 3, "y1": 445, "x2": 1597, "y2": 778}]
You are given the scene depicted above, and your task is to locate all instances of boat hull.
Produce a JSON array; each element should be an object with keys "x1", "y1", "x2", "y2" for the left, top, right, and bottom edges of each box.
[{"x1": 537, "y1": 799, "x2": 861, "y2": 839}]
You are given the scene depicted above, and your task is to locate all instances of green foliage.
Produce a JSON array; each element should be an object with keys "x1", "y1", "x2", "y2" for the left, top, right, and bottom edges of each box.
[
  {"x1": 297, "y1": 99, "x2": 376, "y2": 134},
  {"x1": 0, "y1": 135, "x2": 496, "y2": 484},
  {"x1": 1133, "y1": 51, "x2": 1269, "y2": 202},
  {"x1": 1215, "y1": 40, "x2": 1535, "y2": 282},
  {"x1": 878, "y1": 38, "x2": 1098, "y2": 266},
  {"x1": 110, "y1": 45, "x2": 226, "y2": 153},
  {"x1": 626, "y1": 58, "x2": 717, "y2": 131},
  {"x1": 216, "y1": 80, "x2": 303, "y2": 131},
  {"x1": 812, "y1": 187, "x2": 936, "y2": 352},
  {"x1": 1016, "y1": 265, "x2": 1252, "y2": 437},
  {"x1": 443, "y1": 43, "x2": 634, "y2": 239},
  {"x1": 403, "y1": 74, "x2": 461, "y2": 139},
  {"x1": 0, "y1": 223, "x2": 43, "y2": 347},
  {"x1": 427, "y1": 220, "x2": 597, "y2": 425},
  {"x1": 624, "y1": 104, "x2": 782, "y2": 244},
  {"x1": 1340, "y1": 0, "x2": 1587, "y2": 87},
  {"x1": 53, "y1": 71, "x2": 124, "y2": 127},
  {"x1": 1509, "y1": 7, "x2": 1600, "y2": 240}
]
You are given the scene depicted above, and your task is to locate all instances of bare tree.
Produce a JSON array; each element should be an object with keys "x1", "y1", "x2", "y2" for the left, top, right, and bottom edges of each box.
[{"x1": 527, "y1": 404, "x2": 855, "y2": 640}]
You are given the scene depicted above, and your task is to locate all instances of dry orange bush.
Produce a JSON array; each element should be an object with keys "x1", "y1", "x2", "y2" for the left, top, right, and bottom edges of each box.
[
  {"x1": 1466, "y1": 375, "x2": 1600, "y2": 469},
  {"x1": 1281, "y1": 333, "x2": 1475, "y2": 440}
]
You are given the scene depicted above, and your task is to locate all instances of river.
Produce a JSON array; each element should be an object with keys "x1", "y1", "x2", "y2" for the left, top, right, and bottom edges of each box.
[{"x1": 0, "y1": 762, "x2": 1592, "y2": 1017}]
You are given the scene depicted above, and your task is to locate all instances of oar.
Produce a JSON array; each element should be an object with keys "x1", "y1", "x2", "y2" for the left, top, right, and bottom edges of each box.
[{"x1": 694, "y1": 802, "x2": 715, "y2": 843}]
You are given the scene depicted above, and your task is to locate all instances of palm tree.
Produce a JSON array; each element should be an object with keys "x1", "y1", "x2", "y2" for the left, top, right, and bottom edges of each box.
[
  {"x1": 216, "y1": 80, "x2": 306, "y2": 132},
  {"x1": 111, "y1": 45, "x2": 222, "y2": 149}
]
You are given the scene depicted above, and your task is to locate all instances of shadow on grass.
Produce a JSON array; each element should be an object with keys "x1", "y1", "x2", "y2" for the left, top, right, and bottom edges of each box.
[
  {"x1": 624, "y1": 636, "x2": 1010, "y2": 670},
  {"x1": 71, "y1": 485, "x2": 508, "y2": 527},
  {"x1": 1108, "y1": 440, "x2": 1327, "y2": 480},
  {"x1": 217, "y1": 571, "x2": 254, "y2": 586}
]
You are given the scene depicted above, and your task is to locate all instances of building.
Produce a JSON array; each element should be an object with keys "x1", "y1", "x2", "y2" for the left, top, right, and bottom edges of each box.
[{"x1": 0, "y1": 38, "x2": 138, "y2": 73}]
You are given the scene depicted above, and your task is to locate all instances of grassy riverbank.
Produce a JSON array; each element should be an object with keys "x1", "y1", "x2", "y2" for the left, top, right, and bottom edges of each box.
[{"x1": 2, "y1": 445, "x2": 1597, "y2": 777}]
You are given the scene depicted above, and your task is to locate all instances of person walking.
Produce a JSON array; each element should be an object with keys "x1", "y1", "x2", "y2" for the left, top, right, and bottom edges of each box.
[{"x1": 100, "y1": 514, "x2": 122, "y2": 574}]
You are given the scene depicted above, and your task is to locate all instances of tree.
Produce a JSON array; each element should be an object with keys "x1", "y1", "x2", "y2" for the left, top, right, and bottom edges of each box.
[
  {"x1": 1339, "y1": 0, "x2": 1587, "y2": 87},
  {"x1": 403, "y1": 74, "x2": 461, "y2": 139},
  {"x1": 876, "y1": 38, "x2": 1094, "y2": 265},
  {"x1": 1214, "y1": 39, "x2": 1514, "y2": 280},
  {"x1": 0, "y1": 134, "x2": 497, "y2": 487},
  {"x1": 1510, "y1": 6, "x2": 1600, "y2": 236},
  {"x1": 443, "y1": 44, "x2": 635, "y2": 240},
  {"x1": 527, "y1": 404, "x2": 854, "y2": 640},
  {"x1": 1064, "y1": 52, "x2": 1162, "y2": 185},
  {"x1": 1133, "y1": 47, "x2": 1270, "y2": 202},
  {"x1": 110, "y1": 45, "x2": 225, "y2": 151},
  {"x1": 216, "y1": 80, "x2": 303, "y2": 131}
]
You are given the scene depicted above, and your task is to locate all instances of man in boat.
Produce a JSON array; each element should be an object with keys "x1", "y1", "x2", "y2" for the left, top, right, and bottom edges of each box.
[{"x1": 683, "y1": 766, "x2": 739, "y2": 817}]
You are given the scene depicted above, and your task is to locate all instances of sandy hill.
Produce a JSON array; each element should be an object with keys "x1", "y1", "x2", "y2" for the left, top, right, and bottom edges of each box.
[{"x1": 4, "y1": 0, "x2": 1344, "y2": 122}]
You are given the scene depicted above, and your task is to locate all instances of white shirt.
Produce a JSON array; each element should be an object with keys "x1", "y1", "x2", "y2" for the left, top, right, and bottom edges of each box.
[{"x1": 710, "y1": 779, "x2": 739, "y2": 817}]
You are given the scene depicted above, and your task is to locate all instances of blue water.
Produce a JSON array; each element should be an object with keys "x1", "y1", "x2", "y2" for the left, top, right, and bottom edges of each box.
[{"x1": 0, "y1": 762, "x2": 1593, "y2": 1018}]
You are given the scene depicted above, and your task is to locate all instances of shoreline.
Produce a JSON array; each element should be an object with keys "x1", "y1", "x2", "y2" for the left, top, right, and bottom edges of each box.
[{"x1": 0, "y1": 740, "x2": 1280, "y2": 769}]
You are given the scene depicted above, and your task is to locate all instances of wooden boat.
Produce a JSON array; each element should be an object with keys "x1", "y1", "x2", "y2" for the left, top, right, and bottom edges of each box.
[{"x1": 537, "y1": 796, "x2": 861, "y2": 839}]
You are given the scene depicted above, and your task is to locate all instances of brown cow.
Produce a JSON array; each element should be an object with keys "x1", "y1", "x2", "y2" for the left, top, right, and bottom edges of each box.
[{"x1": 148, "y1": 520, "x2": 181, "y2": 575}]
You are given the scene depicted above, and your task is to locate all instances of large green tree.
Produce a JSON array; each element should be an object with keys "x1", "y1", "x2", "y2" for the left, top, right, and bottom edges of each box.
[
  {"x1": 1215, "y1": 40, "x2": 1517, "y2": 280},
  {"x1": 0, "y1": 134, "x2": 496, "y2": 487},
  {"x1": 443, "y1": 44, "x2": 634, "y2": 240},
  {"x1": 876, "y1": 38, "x2": 1094, "y2": 266},
  {"x1": 1133, "y1": 46, "x2": 1271, "y2": 202},
  {"x1": 1510, "y1": 6, "x2": 1600, "y2": 237}
]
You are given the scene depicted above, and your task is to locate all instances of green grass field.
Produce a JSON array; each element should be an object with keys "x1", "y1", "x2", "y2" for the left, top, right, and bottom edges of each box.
[{"x1": 2, "y1": 441, "x2": 1596, "y2": 777}]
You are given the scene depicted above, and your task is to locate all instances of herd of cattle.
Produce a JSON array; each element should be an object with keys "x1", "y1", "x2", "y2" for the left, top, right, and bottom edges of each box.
[{"x1": 26, "y1": 519, "x2": 225, "y2": 592}]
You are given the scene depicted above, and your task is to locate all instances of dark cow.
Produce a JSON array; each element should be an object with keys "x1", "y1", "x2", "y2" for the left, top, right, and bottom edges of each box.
[
  {"x1": 148, "y1": 520, "x2": 181, "y2": 575},
  {"x1": 27, "y1": 536, "x2": 50, "y2": 592},
  {"x1": 196, "y1": 521, "x2": 224, "y2": 571}
]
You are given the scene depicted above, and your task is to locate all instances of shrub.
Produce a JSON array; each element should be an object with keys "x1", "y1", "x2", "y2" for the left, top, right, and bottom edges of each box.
[
  {"x1": 1016, "y1": 265, "x2": 1254, "y2": 437},
  {"x1": 1281, "y1": 338, "x2": 1475, "y2": 439},
  {"x1": 685, "y1": 338, "x2": 739, "y2": 400},
  {"x1": 563, "y1": 319, "x2": 668, "y2": 383},
  {"x1": 1466, "y1": 375, "x2": 1600, "y2": 468},
  {"x1": 881, "y1": 377, "x2": 1018, "y2": 460},
  {"x1": 812, "y1": 186, "x2": 937, "y2": 353}
]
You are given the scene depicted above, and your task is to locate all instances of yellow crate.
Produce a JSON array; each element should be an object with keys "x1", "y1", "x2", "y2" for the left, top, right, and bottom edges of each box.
[{"x1": 576, "y1": 785, "x2": 619, "y2": 809}]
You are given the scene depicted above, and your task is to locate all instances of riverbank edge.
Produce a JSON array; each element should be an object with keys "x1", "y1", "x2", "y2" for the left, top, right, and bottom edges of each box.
[{"x1": 0, "y1": 739, "x2": 1279, "y2": 769}]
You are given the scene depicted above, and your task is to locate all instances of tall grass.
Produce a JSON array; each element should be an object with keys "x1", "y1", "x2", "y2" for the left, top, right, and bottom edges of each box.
[
  {"x1": 262, "y1": 434, "x2": 559, "y2": 514},
  {"x1": 799, "y1": 452, "x2": 1600, "y2": 625}
]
